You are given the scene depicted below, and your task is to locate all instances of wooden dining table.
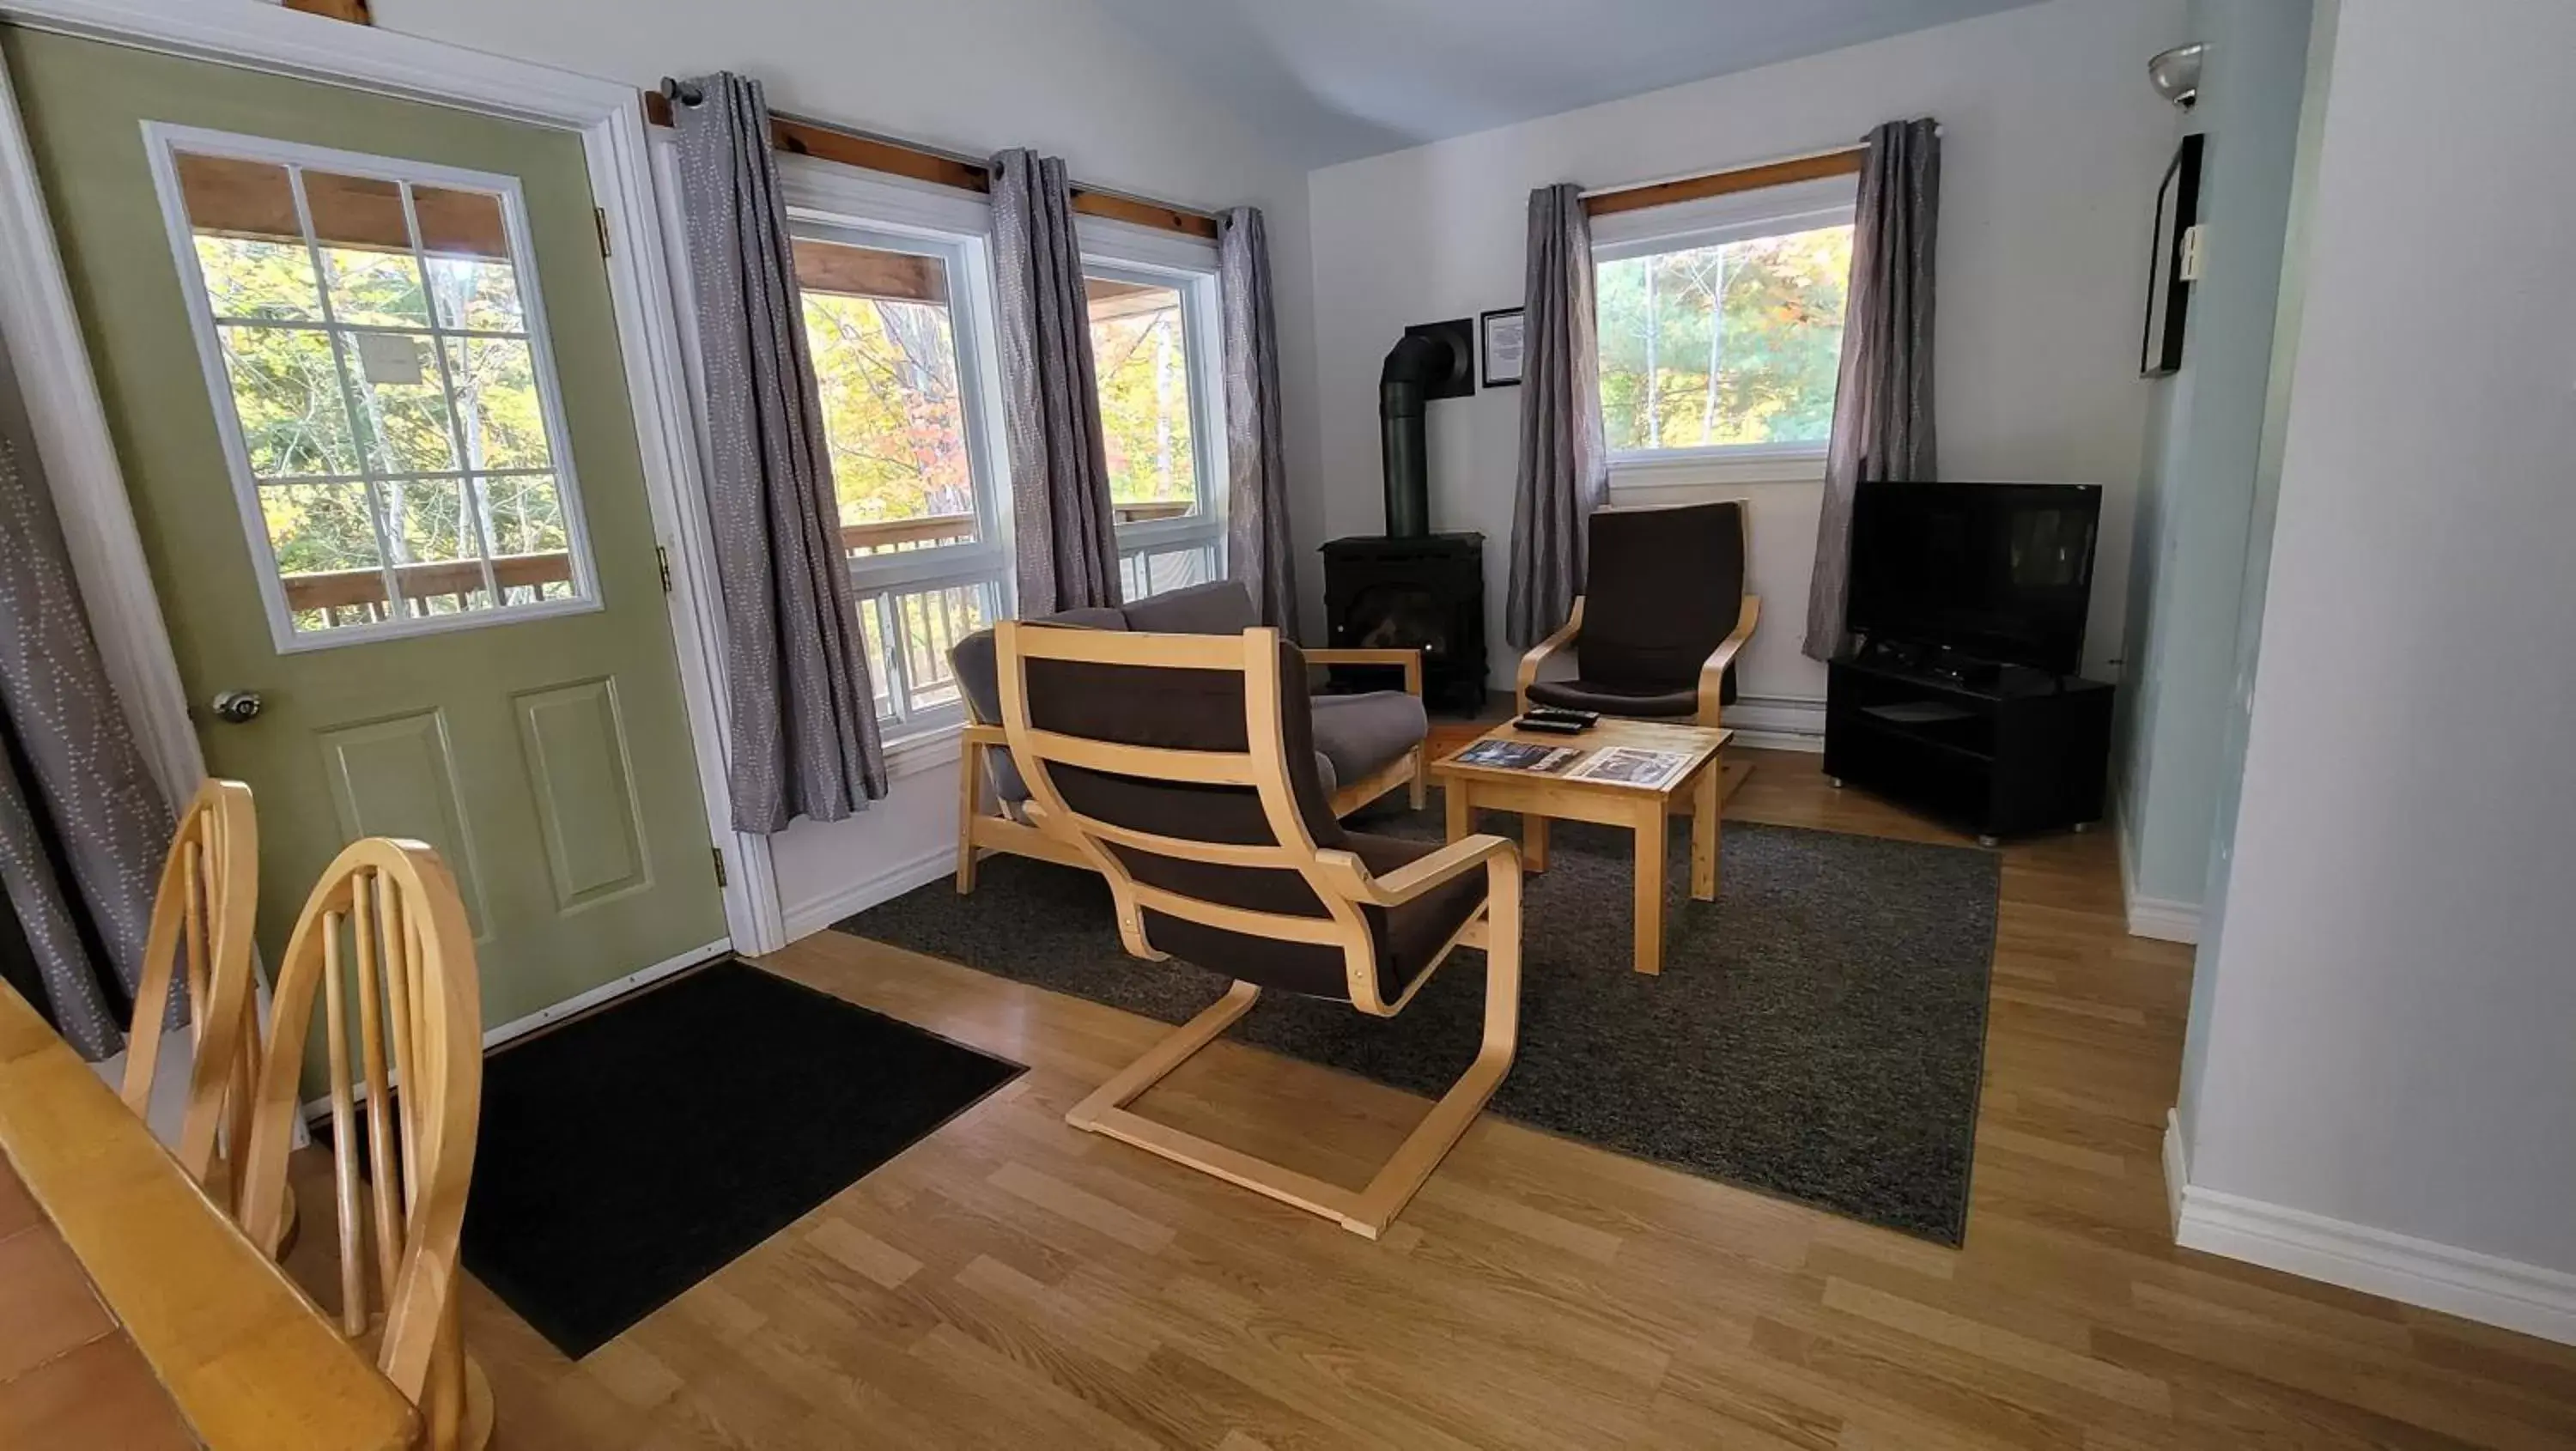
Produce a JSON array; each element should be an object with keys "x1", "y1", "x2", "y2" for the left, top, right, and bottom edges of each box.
[{"x1": 0, "y1": 980, "x2": 416, "y2": 1450}]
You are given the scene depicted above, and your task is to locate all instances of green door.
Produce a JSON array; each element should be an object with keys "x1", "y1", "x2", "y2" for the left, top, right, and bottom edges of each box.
[{"x1": 6, "y1": 29, "x2": 728, "y2": 1033}]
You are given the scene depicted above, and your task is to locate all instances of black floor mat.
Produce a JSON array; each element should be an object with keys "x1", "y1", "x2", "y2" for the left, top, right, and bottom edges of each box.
[{"x1": 458, "y1": 959, "x2": 1021, "y2": 1357}]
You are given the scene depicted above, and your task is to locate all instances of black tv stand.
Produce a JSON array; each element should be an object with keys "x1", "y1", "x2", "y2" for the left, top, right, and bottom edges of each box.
[{"x1": 1824, "y1": 647, "x2": 2111, "y2": 843}]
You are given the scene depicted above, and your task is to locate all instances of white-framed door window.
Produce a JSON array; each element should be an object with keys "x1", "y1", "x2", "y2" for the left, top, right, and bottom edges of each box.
[
  {"x1": 788, "y1": 209, "x2": 1012, "y2": 738},
  {"x1": 143, "y1": 124, "x2": 598, "y2": 650},
  {"x1": 1079, "y1": 224, "x2": 1226, "y2": 600}
]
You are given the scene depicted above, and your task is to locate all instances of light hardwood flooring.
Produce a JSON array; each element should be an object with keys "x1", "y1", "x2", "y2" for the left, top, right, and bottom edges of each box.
[{"x1": 428, "y1": 747, "x2": 2576, "y2": 1449}]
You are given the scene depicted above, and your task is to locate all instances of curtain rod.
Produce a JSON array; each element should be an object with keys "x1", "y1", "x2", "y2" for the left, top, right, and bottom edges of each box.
[
  {"x1": 1581, "y1": 143, "x2": 1868, "y2": 218},
  {"x1": 1579, "y1": 121, "x2": 1941, "y2": 218},
  {"x1": 646, "y1": 82, "x2": 1220, "y2": 241}
]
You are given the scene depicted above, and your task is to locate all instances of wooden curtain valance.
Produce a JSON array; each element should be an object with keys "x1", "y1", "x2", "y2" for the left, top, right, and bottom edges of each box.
[
  {"x1": 1583, "y1": 145, "x2": 1866, "y2": 219},
  {"x1": 641, "y1": 89, "x2": 1219, "y2": 240}
]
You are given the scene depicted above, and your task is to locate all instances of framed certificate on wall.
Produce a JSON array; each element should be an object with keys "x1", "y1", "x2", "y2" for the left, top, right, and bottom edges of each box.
[{"x1": 1481, "y1": 307, "x2": 1525, "y2": 387}]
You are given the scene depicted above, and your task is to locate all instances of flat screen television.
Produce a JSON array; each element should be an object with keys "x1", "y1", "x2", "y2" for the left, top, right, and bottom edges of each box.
[{"x1": 1847, "y1": 480, "x2": 2101, "y2": 676}]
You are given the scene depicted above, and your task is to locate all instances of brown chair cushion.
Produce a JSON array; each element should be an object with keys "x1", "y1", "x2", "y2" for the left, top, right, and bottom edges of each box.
[
  {"x1": 1525, "y1": 677, "x2": 1704, "y2": 718},
  {"x1": 1134, "y1": 831, "x2": 1486, "y2": 1004},
  {"x1": 1309, "y1": 691, "x2": 1429, "y2": 786},
  {"x1": 1117, "y1": 580, "x2": 1261, "y2": 636},
  {"x1": 1577, "y1": 501, "x2": 1746, "y2": 695},
  {"x1": 1017, "y1": 634, "x2": 1481, "y2": 1002}
]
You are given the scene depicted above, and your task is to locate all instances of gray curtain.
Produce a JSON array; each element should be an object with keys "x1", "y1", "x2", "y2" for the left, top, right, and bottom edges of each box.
[
  {"x1": 671, "y1": 73, "x2": 886, "y2": 832},
  {"x1": 0, "y1": 439, "x2": 174, "y2": 1060},
  {"x1": 1218, "y1": 206, "x2": 1296, "y2": 630},
  {"x1": 990, "y1": 149, "x2": 1121, "y2": 614},
  {"x1": 1805, "y1": 118, "x2": 1941, "y2": 660},
  {"x1": 1504, "y1": 183, "x2": 1608, "y2": 649}
]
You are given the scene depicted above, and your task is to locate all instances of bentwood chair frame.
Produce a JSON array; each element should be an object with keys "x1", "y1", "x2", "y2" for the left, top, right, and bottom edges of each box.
[
  {"x1": 995, "y1": 622, "x2": 1523, "y2": 1239},
  {"x1": 120, "y1": 777, "x2": 261, "y2": 1202},
  {"x1": 235, "y1": 838, "x2": 487, "y2": 1451}
]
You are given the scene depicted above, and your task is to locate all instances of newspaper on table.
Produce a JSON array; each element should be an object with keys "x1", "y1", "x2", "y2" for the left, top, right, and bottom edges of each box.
[
  {"x1": 1451, "y1": 738, "x2": 1583, "y2": 774},
  {"x1": 1564, "y1": 745, "x2": 1698, "y2": 790}
]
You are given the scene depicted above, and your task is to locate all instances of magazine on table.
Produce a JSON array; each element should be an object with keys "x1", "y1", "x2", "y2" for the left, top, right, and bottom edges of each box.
[
  {"x1": 1450, "y1": 738, "x2": 1583, "y2": 774},
  {"x1": 1564, "y1": 746, "x2": 1698, "y2": 790}
]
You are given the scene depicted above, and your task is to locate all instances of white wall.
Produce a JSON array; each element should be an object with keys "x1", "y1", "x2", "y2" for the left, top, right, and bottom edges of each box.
[
  {"x1": 1304, "y1": 0, "x2": 2187, "y2": 724},
  {"x1": 367, "y1": 0, "x2": 1324, "y2": 938},
  {"x1": 2114, "y1": 0, "x2": 2312, "y2": 920},
  {"x1": 2178, "y1": 0, "x2": 2576, "y2": 1337}
]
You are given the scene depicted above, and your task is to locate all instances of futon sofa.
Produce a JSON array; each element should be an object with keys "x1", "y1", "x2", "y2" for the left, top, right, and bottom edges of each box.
[{"x1": 947, "y1": 580, "x2": 1428, "y2": 892}]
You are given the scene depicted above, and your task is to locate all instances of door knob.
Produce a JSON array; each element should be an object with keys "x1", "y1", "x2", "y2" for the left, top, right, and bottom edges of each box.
[{"x1": 210, "y1": 689, "x2": 263, "y2": 725}]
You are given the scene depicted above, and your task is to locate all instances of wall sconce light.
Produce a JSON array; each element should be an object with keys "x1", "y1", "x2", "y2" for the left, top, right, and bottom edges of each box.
[{"x1": 2149, "y1": 43, "x2": 2205, "y2": 109}]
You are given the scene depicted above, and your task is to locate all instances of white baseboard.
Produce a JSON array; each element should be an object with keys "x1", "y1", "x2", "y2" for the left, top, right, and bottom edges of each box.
[
  {"x1": 303, "y1": 935, "x2": 729, "y2": 1121},
  {"x1": 2166, "y1": 1108, "x2": 2576, "y2": 1346},
  {"x1": 2116, "y1": 804, "x2": 2201, "y2": 944},
  {"x1": 2162, "y1": 1107, "x2": 2189, "y2": 1234},
  {"x1": 2126, "y1": 895, "x2": 2201, "y2": 944},
  {"x1": 1724, "y1": 694, "x2": 1826, "y2": 754},
  {"x1": 781, "y1": 844, "x2": 956, "y2": 943}
]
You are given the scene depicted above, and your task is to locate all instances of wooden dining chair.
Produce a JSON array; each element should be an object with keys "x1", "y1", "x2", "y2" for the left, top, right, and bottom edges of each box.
[
  {"x1": 995, "y1": 621, "x2": 1523, "y2": 1239},
  {"x1": 119, "y1": 777, "x2": 261, "y2": 1203},
  {"x1": 235, "y1": 838, "x2": 489, "y2": 1451}
]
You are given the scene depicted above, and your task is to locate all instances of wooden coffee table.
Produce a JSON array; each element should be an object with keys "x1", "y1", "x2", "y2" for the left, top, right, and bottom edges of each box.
[{"x1": 1431, "y1": 718, "x2": 1731, "y2": 975}]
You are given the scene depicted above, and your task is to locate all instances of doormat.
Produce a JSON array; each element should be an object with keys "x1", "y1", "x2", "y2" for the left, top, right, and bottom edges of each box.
[{"x1": 458, "y1": 959, "x2": 1021, "y2": 1357}]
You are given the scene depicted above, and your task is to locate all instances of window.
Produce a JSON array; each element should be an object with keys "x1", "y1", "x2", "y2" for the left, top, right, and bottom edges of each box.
[
  {"x1": 793, "y1": 222, "x2": 1008, "y2": 732},
  {"x1": 1082, "y1": 258, "x2": 1224, "y2": 599},
  {"x1": 148, "y1": 128, "x2": 592, "y2": 648},
  {"x1": 1593, "y1": 183, "x2": 1855, "y2": 466}
]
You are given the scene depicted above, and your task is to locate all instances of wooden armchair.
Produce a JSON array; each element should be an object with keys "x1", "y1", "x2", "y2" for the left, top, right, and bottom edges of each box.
[
  {"x1": 995, "y1": 621, "x2": 1521, "y2": 1239},
  {"x1": 237, "y1": 839, "x2": 490, "y2": 1451},
  {"x1": 1517, "y1": 500, "x2": 1758, "y2": 788}
]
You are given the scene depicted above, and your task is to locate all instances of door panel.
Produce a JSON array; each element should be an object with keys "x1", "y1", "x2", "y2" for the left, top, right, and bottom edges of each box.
[
  {"x1": 3, "y1": 28, "x2": 727, "y2": 1034},
  {"x1": 512, "y1": 678, "x2": 652, "y2": 912},
  {"x1": 315, "y1": 709, "x2": 490, "y2": 935}
]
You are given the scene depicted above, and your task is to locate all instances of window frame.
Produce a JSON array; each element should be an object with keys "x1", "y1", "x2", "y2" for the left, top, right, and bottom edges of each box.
[
  {"x1": 1078, "y1": 219, "x2": 1229, "y2": 599},
  {"x1": 1590, "y1": 174, "x2": 1857, "y2": 480},
  {"x1": 781, "y1": 167, "x2": 1018, "y2": 740},
  {"x1": 141, "y1": 123, "x2": 602, "y2": 653}
]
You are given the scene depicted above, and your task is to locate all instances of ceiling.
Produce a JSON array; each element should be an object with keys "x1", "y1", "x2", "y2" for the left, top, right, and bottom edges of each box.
[{"x1": 1085, "y1": 0, "x2": 2043, "y2": 167}]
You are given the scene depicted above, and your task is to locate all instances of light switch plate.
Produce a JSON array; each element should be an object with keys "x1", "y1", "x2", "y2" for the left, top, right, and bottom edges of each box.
[{"x1": 2178, "y1": 223, "x2": 2208, "y2": 282}]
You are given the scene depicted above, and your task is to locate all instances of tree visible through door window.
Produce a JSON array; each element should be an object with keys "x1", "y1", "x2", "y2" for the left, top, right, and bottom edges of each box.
[
  {"x1": 1595, "y1": 220, "x2": 1853, "y2": 456},
  {"x1": 152, "y1": 133, "x2": 592, "y2": 646}
]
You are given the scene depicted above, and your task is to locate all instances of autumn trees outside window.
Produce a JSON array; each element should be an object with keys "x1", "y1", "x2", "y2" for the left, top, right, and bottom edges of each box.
[
  {"x1": 1592, "y1": 181, "x2": 1856, "y2": 471},
  {"x1": 152, "y1": 131, "x2": 592, "y2": 646},
  {"x1": 1080, "y1": 264, "x2": 1224, "y2": 601},
  {"x1": 793, "y1": 225, "x2": 1009, "y2": 732}
]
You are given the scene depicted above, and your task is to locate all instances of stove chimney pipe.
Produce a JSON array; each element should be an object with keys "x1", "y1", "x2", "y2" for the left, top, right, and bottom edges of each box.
[{"x1": 1378, "y1": 332, "x2": 1452, "y2": 537}]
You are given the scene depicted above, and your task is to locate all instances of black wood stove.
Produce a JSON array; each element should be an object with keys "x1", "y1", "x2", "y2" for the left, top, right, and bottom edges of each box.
[
  {"x1": 1319, "y1": 533, "x2": 1486, "y2": 713},
  {"x1": 1315, "y1": 326, "x2": 1492, "y2": 713}
]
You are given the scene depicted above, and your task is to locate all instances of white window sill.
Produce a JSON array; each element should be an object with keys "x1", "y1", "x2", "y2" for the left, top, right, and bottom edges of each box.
[
  {"x1": 1607, "y1": 447, "x2": 1828, "y2": 494},
  {"x1": 878, "y1": 719, "x2": 966, "y2": 780}
]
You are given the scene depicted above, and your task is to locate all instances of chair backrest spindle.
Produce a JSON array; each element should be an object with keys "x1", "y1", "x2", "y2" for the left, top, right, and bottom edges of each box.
[
  {"x1": 237, "y1": 838, "x2": 482, "y2": 1426},
  {"x1": 120, "y1": 779, "x2": 260, "y2": 1202}
]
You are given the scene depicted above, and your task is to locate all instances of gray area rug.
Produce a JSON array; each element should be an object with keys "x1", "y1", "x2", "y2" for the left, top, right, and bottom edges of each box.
[{"x1": 835, "y1": 799, "x2": 2000, "y2": 1243}]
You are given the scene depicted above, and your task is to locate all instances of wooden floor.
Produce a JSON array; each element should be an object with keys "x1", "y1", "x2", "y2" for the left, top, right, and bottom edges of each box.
[{"x1": 441, "y1": 749, "x2": 2576, "y2": 1449}]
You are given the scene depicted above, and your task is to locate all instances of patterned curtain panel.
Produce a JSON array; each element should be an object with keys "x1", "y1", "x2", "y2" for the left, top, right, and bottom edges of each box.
[
  {"x1": 0, "y1": 439, "x2": 174, "y2": 1061},
  {"x1": 670, "y1": 72, "x2": 887, "y2": 832},
  {"x1": 989, "y1": 149, "x2": 1122, "y2": 614},
  {"x1": 1804, "y1": 118, "x2": 1941, "y2": 660},
  {"x1": 1218, "y1": 206, "x2": 1297, "y2": 631},
  {"x1": 1504, "y1": 183, "x2": 1609, "y2": 649}
]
